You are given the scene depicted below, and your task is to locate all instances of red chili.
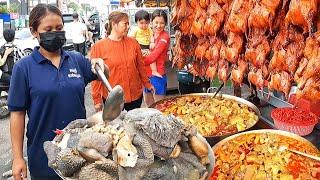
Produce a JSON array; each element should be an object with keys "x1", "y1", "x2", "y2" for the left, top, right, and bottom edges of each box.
[{"x1": 209, "y1": 166, "x2": 219, "y2": 180}]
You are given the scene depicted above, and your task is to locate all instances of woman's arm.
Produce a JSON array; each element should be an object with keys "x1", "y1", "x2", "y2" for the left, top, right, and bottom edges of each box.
[
  {"x1": 8, "y1": 64, "x2": 29, "y2": 179},
  {"x1": 0, "y1": 48, "x2": 13, "y2": 66},
  {"x1": 11, "y1": 111, "x2": 26, "y2": 160},
  {"x1": 144, "y1": 34, "x2": 169, "y2": 65},
  {"x1": 10, "y1": 111, "x2": 27, "y2": 179},
  {"x1": 149, "y1": 28, "x2": 155, "y2": 49},
  {"x1": 149, "y1": 36, "x2": 155, "y2": 50}
]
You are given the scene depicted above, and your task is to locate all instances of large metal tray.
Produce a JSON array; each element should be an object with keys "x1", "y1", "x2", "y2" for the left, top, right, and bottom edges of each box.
[
  {"x1": 210, "y1": 129, "x2": 320, "y2": 179},
  {"x1": 150, "y1": 93, "x2": 261, "y2": 145},
  {"x1": 212, "y1": 129, "x2": 320, "y2": 152}
]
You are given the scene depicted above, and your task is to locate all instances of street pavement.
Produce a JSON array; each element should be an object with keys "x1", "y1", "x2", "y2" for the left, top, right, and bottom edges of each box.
[{"x1": 0, "y1": 84, "x2": 96, "y2": 179}]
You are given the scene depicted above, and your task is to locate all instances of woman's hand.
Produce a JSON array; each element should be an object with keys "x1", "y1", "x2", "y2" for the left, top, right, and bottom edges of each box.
[
  {"x1": 149, "y1": 42, "x2": 155, "y2": 50},
  {"x1": 12, "y1": 157, "x2": 27, "y2": 180},
  {"x1": 91, "y1": 58, "x2": 109, "y2": 78},
  {"x1": 141, "y1": 49, "x2": 151, "y2": 57},
  {"x1": 4, "y1": 48, "x2": 14, "y2": 56},
  {"x1": 94, "y1": 103, "x2": 103, "y2": 112},
  {"x1": 147, "y1": 85, "x2": 156, "y2": 95}
]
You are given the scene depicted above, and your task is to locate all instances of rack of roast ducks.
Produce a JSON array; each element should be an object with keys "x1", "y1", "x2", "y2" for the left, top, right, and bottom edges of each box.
[
  {"x1": 44, "y1": 107, "x2": 215, "y2": 180},
  {"x1": 171, "y1": 0, "x2": 320, "y2": 102}
]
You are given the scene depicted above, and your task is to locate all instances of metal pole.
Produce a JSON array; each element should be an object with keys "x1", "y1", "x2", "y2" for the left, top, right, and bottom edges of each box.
[
  {"x1": 26, "y1": 0, "x2": 29, "y2": 16},
  {"x1": 20, "y1": 2, "x2": 22, "y2": 15},
  {"x1": 6, "y1": 0, "x2": 10, "y2": 9}
]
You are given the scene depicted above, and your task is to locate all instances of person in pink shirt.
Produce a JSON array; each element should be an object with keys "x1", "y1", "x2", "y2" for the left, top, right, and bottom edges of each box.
[{"x1": 143, "y1": 9, "x2": 170, "y2": 106}]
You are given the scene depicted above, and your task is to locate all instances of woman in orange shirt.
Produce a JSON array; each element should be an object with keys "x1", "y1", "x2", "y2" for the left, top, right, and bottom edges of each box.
[{"x1": 90, "y1": 11, "x2": 154, "y2": 112}]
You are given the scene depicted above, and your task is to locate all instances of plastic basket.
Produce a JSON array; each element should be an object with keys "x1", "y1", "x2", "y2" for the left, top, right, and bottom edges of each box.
[{"x1": 271, "y1": 107, "x2": 318, "y2": 136}]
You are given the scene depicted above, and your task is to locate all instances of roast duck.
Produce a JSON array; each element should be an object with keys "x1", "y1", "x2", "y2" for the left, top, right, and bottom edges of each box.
[{"x1": 171, "y1": 0, "x2": 320, "y2": 102}]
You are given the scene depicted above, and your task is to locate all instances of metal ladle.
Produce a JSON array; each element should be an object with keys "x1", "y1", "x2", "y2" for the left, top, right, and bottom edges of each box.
[
  {"x1": 207, "y1": 72, "x2": 231, "y2": 98},
  {"x1": 94, "y1": 63, "x2": 125, "y2": 122},
  {"x1": 279, "y1": 145, "x2": 320, "y2": 162},
  {"x1": 94, "y1": 63, "x2": 112, "y2": 92}
]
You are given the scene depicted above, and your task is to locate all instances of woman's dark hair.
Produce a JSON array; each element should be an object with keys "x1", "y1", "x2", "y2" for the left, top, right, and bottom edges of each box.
[
  {"x1": 29, "y1": 4, "x2": 63, "y2": 32},
  {"x1": 151, "y1": 9, "x2": 167, "y2": 24},
  {"x1": 105, "y1": 11, "x2": 128, "y2": 36},
  {"x1": 72, "y1": 13, "x2": 79, "y2": 19},
  {"x1": 3, "y1": 29, "x2": 15, "y2": 42},
  {"x1": 134, "y1": 10, "x2": 150, "y2": 23}
]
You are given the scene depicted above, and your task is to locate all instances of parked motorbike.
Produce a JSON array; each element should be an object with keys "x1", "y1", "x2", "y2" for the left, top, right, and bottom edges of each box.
[
  {"x1": 0, "y1": 42, "x2": 25, "y2": 119},
  {"x1": 0, "y1": 82, "x2": 10, "y2": 119},
  {"x1": 176, "y1": 70, "x2": 210, "y2": 94}
]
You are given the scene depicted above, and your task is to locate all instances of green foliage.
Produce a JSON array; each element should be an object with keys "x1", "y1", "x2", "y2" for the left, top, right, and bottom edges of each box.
[
  {"x1": 8, "y1": 3, "x2": 20, "y2": 13},
  {"x1": 211, "y1": 77, "x2": 232, "y2": 88},
  {"x1": 67, "y1": 2, "x2": 80, "y2": 13},
  {"x1": 0, "y1": 3, "x2": 20, "y2": 14},
  {"x1": 0, "y1": 5, "x2": 8, "y2": 14},
  {"x1": 81, "y1": 3, "x2": 94, "y2": 12}
]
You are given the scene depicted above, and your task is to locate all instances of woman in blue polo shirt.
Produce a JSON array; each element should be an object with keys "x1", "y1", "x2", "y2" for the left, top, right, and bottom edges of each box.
[{"x1": 8, "y1": 4, "x2": 107, "y2": 180}]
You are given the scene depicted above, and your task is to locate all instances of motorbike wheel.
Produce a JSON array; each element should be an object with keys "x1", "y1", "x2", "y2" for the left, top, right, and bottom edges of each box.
[{"x1": 0, "y1": 95, "x2": 9, "y2": 119}]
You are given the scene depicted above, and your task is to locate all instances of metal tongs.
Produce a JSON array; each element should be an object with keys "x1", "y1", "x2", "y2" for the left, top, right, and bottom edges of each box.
[{"x1": 94, "y1": 63, "x2": 125, "y2": 122}]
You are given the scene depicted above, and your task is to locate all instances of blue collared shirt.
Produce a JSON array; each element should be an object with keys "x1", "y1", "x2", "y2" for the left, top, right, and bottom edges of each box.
[{"x1": 8, "y1": 47, "x2": 97, "y2": 176}]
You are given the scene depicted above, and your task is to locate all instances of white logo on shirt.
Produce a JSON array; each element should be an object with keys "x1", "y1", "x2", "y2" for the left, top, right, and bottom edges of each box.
[
  {"x1": 68, "y1": 68, "x2": 81, "y2": 78},
  {"x1": 69, "y1": 68, "x2": 77, "y2": 73}
]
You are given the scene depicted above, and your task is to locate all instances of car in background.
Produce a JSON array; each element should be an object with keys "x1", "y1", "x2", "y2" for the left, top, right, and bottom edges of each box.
[
  {"x1": 0, "y1": 26, "x2": 79, "y2": 55},
  {"x1": 14, "y1": 28, "x2": 39, "y2": 55},
  {"x1": 0, "y1": 25, "x2": 81, "y2": 56}
]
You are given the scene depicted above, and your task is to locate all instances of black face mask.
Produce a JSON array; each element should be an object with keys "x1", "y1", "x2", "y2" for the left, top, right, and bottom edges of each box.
[{"x1": 39, "y1": 31, "x2": 66, "y2": 52}]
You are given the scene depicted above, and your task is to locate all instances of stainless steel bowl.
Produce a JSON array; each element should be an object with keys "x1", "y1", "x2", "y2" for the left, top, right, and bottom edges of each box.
[
  {"x1": 150, "y1": 93, "x2": 261, "y2": 146},
  {"x1": 212, "y1": 129, "x2": 319, "y2": 152}
]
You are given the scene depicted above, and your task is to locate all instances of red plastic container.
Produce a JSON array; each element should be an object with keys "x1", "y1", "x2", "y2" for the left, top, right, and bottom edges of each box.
[{"x1": 271, "y1": 107, "x2": 318, "y2": 136}]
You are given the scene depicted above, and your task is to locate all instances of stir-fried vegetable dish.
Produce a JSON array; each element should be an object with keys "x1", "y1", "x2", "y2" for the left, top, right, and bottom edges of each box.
[
  {"x1": 154, "y1": 95, "x2": 258, "y2": 136},
  {"x1": 212, "y1": 133, "x2": 320, "y2": 179}
]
